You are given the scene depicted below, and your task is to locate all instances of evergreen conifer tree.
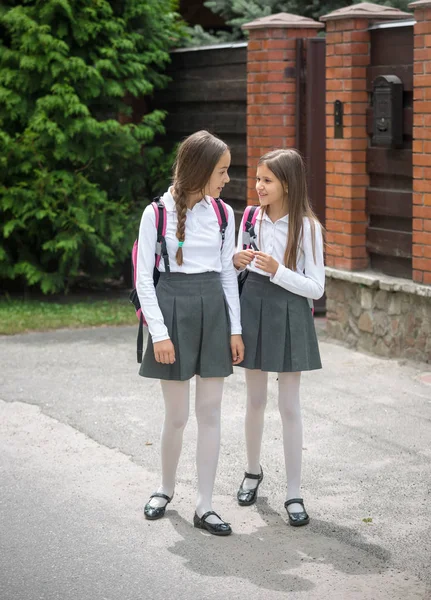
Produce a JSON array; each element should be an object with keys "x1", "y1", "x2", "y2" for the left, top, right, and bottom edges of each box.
[
  {"x1": 185, "y1": 0, "x2": 411, "y2": 46},
  {"x1": 0, "y1": 0, "x2": 185, "y2": 293}
]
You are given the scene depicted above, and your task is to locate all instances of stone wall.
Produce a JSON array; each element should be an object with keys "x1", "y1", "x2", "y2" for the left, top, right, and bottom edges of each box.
[{"x1": 325, "y1": 269, "x2": 431, "y2": 363}]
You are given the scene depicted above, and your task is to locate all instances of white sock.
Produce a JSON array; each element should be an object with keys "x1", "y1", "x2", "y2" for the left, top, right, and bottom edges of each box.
[
  {"x1": 278, "y1": 372, "x2": 304, "y2": 513},
  {"x1": 148, "y1": 379, "x2": 190, "y2": 510},
  {"x1": 242, "y1": 369, "x2": 268, "y2": 491},
  {"x1": 195, "y1": 376, "x2": 224, "y2": 525}
]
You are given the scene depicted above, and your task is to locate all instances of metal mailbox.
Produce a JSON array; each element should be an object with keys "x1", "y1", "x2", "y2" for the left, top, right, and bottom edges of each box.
[{"x1": 372, "y1": 75, "x2": 403, "y2": 148}]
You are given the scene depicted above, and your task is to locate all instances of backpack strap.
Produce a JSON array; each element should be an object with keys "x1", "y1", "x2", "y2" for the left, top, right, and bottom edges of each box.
[
  {"x1": 211, "y1": 198, "x2": 229, "y2": 249},
  {"x1": 137, "y1": 312, "x2": 144, "y2": 363},
  {"x1": 308, "y1": 297, "x2": 314, "y2": 314},
  {"x1": 242, "y1": 205, "x2": 259, "y2": 250},
  {"x1": 152, "y1": 198, "x2": 170, "y2": 273}
]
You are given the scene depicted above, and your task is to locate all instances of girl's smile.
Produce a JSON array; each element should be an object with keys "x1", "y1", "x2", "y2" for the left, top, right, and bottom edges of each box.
[
  {"x1": 256, "y1": 162, "x2": 288, "y2": 221},
  {"x1": 256, "y1": 163, "x2": 285, "y2": 207}
]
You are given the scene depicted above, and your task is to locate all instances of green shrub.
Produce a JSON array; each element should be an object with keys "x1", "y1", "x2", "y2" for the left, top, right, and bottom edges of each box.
[{"x1": 0, "y1": 0, "x2": 185, "y2": 293}]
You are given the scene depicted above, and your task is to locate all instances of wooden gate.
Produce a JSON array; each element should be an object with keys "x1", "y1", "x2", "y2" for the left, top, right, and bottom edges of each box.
[
  {"x1": 297, "y1": 37, "x2": 327, "y2": 229},
  {"x1": 296, "y1": 37, "x2": 327, "y2": 311},
  {"x1": 366, "y1": 22, "x2": 414, "y2": 279}
]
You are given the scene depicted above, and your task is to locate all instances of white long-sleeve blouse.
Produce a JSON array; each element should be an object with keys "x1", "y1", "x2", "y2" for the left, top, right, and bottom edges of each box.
[
  {"x1": 136, "y1": 188, "x2": 242, "y2": 343},
  {"x1": 236, "y1": 208, "x2": 325, "y2": 300}
]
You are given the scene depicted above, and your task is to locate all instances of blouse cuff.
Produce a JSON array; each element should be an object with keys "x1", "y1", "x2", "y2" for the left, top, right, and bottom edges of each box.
[
  {"x1": 271, "y1": 263, "x2": 286, "y2": 284},
  {"x1": 151, "y1": 332, "x2": 171, "y2": 344}
]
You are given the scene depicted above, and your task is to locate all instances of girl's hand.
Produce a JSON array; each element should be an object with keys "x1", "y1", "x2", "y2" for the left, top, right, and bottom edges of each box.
[
  {"x1": 233, "y1": 250, "x2": 255, "y2": 270},
  {"x1": 153, "y1": 339, "x2": 176, "y2": 364},
  {"x1": 254, "y1": 251, "x2": 279, "y2": 276},
  {"x1": 230, "y1": 335, "x2": 245, "y2": 365}
]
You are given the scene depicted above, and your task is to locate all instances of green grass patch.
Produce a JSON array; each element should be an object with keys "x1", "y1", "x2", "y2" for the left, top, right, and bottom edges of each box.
[{"x1": 0, "y1": 297, "x2": 137, "y2": 335}]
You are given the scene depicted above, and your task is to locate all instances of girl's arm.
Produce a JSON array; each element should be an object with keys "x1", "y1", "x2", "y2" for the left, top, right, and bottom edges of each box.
[
  {"x1": 270, "y1": 219, "x2": 325, "y2": 300},
  {"x1": 220, "y1": 204, "x2": 242, "y2": 334},
  {"x1": 136, "y1": 205, "x2": 170, "y2": 342}
]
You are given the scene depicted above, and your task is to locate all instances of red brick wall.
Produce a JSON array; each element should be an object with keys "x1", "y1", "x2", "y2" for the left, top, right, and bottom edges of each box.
[
  {"x1": 325, "y1": 18, "x2": 370, "y2": 270},
  {"x1": 246, "y1": 27, "x2": 316, "y2": 205},
  {"x1": 243, "y1": 8, "x2": 431, "y2": 287},
  {"x1": 412, "y1": 3, "x2": 431, "y2": 285}
]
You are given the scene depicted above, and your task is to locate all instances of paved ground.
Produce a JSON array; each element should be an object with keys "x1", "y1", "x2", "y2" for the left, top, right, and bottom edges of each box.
[{"x1": 0, "y1": 323, "x2": 430, "y2": 600}]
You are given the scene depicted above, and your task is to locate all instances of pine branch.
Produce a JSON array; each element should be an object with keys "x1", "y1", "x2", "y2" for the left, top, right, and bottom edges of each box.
[{"x1": 0, "y1": 0, "x2": 188, "y2": 293}]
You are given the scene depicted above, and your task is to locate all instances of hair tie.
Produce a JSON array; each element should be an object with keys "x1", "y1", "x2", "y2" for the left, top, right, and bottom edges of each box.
[{"x1": 178, "y1": 241, "x2": 184, "y2": 248}]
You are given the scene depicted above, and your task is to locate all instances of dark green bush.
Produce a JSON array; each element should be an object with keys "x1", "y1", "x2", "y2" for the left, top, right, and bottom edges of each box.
[{"x1": 0, "y1": 0, "x2": 185, "y2": 293}]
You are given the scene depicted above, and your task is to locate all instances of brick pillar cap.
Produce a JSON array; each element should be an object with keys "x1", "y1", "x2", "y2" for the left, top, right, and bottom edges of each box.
[
  {"x1": 320, "y1": 2, "x2": 412, "y2": 21},
  {"x1": 408, "y1": 0, "x2": 431, "y2": 8},
  {"x1": 242, "y1": 12, "x2": 324, "y2": 31}
]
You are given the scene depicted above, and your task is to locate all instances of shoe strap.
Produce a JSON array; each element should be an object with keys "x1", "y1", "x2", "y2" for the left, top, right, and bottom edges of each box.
[
  {"x1": 284, "y1": 498, "x2": 304, "y2": 508},
  {"x1": 244, "y1": 470, "x2": 262, "y2": 480},
  {"x1": 200, "y1": 510, "x2": 221, "y2": 523},
  {"x1": 150, "y1": 492, "x2": 171, "y2": 503}
]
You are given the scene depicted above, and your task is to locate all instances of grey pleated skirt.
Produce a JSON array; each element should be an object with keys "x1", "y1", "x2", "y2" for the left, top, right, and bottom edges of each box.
[
  {"x1": 238, "y1": 271, "x2": 322, "y2": 373},
  {"x1": 140, "y1": 272, "x2": 233, "y2": 381}
]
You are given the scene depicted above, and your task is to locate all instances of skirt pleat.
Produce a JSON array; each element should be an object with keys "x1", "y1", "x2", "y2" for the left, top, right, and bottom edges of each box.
[
  {"x1": 238, "y1": 271, "x2": 321, "y2": 373},
  {"x1": 140, "y1": 272, "x2": 233, "y2": 381},
  {"x1": 200, "y1": 291, "x2": 232, "y2": 377}
]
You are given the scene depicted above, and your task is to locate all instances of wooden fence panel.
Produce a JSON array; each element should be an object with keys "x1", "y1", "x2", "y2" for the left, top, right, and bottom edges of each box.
[
  {"x1": 367, "y1": 24, "x2": 413, "y2": 279},
  {"x1": 151, "y1": 43, "x2": 247, "y2": 218}
]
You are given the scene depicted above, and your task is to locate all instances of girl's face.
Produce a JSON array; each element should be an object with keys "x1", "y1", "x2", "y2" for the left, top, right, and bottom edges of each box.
[
  {"x1": 204, "y1": 150, "x2": 231, "y2": 198},
  {"x1": 256, "y1": 162, "x2": 286, "y2": 208}
]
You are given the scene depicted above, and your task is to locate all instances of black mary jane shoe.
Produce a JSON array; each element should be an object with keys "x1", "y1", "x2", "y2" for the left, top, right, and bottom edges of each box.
[
  {"x1": 284, "y1": 498, "x2": 310, "y2": 527},
  {"x1": 193, "y1": 511, "x2": 232, "y2": 536},
  {"x1": 237, "y1": 468, "x2": 264, "y2": 506},
  {"x1": 144, "y1": 492, "x2": 172, "y2": 520}
]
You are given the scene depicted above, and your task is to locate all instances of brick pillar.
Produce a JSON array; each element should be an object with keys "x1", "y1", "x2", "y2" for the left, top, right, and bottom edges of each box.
[
  {"x1": 320, "y1": 3, "x2": 412, "y2": 270},
  {"x1": 409, "y1": 0, "x2": 431, "y2": 285},
  {"x1": 242, "y1": 13, "x2": 323, "y2": 205}
]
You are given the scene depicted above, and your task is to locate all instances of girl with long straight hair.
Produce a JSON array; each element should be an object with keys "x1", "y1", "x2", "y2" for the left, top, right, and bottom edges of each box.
[
  {"x1": 234, "y1": 149, "x2": 324, "y2": 526},
  {"x1": 137, "y1": 130, "x2": 244, "y2": 536}
]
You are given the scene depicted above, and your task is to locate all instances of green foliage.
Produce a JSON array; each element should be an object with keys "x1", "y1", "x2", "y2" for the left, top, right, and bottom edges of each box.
[
  {"x1": 139, "y1": 144, "x2": 179, "y2": 201},
  {"x1": 0, "y1": 0, "x2": 186, "y2": 293},
  {"x1": 184, "y1": 0, "x2": 412, "y2": 46}
]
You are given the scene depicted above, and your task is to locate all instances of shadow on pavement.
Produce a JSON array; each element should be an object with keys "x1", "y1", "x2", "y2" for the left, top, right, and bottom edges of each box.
[{"x1": 162, "y1": 497, "x2": 391, "y2": 595}]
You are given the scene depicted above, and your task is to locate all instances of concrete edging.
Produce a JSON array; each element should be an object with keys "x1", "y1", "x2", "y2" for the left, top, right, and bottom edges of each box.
[{"x1": 325, "y1": 267, "x2": 431, "y2": 299}]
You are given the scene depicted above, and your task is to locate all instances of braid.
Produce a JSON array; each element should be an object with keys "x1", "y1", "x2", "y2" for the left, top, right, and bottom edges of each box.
[
  {"x1": 170, "y1": 130, "x2": 229, "y2": 265},
  {"x1": 174, "y1": 185, "x2": 188, "y2": 266}
]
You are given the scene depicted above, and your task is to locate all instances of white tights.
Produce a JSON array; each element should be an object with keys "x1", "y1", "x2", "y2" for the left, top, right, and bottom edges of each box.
[
  {"x1": 148, "y1": 376, "x2": 224, "y2": 524},
  {"x1": 243, "y1": 369, "x2": 304, "y2": 513}
]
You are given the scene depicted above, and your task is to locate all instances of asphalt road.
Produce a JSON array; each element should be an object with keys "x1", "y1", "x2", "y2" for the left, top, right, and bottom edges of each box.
[{"x1": 0, "y1": 324, "x2": 430, "y2": 600}]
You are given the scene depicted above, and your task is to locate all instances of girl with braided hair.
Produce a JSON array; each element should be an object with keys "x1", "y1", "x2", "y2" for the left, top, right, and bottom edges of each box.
[{"x1": 136, "y1": 130, "x2": 244, "y2": 536}]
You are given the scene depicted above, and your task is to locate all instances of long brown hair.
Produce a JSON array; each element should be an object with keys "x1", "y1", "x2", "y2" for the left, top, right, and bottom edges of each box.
[
  {"x1": 171, "y1": 130, "x2": 228, "y2": 265},
  {"x1": 258, "y1": 149, "x2": 321, "y2": 269}
]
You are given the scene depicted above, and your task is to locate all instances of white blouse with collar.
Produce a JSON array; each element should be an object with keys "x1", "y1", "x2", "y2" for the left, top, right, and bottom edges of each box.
[
  {"x1": 236, "y1": 208, "x2": 325, "y2": 300},
  {"x1": 137, "y1": 189, "x2": 241, "y2": 343}
]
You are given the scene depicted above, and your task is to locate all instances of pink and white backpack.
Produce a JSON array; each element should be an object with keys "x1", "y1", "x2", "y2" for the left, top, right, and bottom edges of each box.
[{"x1": 242, "y1": 204, "x2": 260, "y2": 251}]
